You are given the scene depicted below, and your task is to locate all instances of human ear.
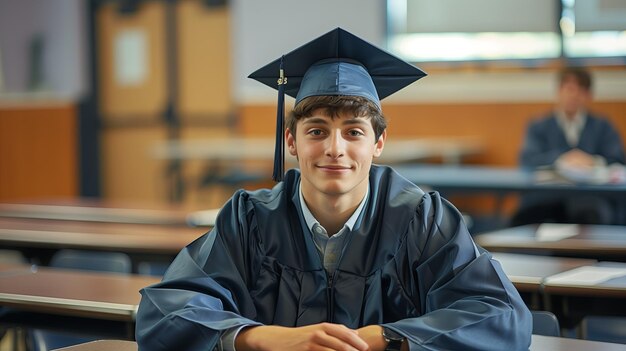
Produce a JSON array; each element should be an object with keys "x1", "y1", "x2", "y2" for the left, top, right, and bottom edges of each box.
[
  {"x1": 373, "y1": 130, "x2": 386, "y2": 158},
  {"x1": 286, "y1": 128, "x2": 298, "y2": 156}
]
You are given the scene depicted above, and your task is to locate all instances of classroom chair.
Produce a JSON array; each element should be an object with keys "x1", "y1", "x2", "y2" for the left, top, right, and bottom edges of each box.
[
  {"x1": 28, "y1": 249, "x2": 132, "y2": 351},
  {"x1": 137, "y1": 260, "x2": 170, "y2": 276},
  {"x1": 531, "y1": 310, "x2": 560, "y2": 337},
  {"x1": 583, "y1": 316, "x2": 626, "y2": 344},
  {"x1": 49, "y1": 249, "x2": 131, "y2": 273}
]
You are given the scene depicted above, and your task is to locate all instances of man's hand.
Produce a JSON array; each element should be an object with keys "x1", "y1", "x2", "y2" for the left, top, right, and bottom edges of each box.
[
  {"x1": 557, "y1": 149, "x2": 596, "y2": 170},
  {"x1": 355, "y1": 325, "x2": 386, "y2": 351},
  {"x1": 235, "y1": 323, "x2": 370, "y2": 351}
]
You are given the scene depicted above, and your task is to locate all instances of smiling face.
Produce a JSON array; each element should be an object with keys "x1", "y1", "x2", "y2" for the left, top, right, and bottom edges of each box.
[{"x1": 286, "y1": 110, "x2": 385, "y2": 201}]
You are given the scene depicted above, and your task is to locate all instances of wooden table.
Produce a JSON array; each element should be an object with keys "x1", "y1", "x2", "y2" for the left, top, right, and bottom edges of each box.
[
  {"x1": 476, "y1": 224, "x2": 626, "y2": 261},
  {"x1": 0, "y1": 199, "x2": 210, "y2": 226},
  {"x1": 542, "y1": 261, "x2": 626, "y2": 329},
  {"x1": 0, "y1": 266, "x2": 160, "y2": 339},
  {"x1": 394, "y1": 165, "x2": 626, "y2": 225},
  {"x1": 0, "y1": 216, "x2": 208, "y2": 273},
  {"x1": 0, "y1": 217, "x2": 206, "y2": 256},
  {"x1": 492, "y1": 253, "x2": 597, "y2": 309},
  {"x1": 0, "y1": 262, "x2": 37, "y2": 275},
  {"x1": 53, "y1": 340, "x2": 137, "y2": 351},
  {"x1": 529, "y1": 334, "x2": 626, "y2": 350},
  {"x1": 49, "y1": 335, "x2": 626, "y2": 351},
  {"x1": 393, "y1": 165, "x2": 626, "y2": 198}
]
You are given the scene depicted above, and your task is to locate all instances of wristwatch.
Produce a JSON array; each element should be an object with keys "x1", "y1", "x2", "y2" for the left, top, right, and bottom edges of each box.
[{"x1": 382, "y1": 327, "x2": 405, "y2": 351}]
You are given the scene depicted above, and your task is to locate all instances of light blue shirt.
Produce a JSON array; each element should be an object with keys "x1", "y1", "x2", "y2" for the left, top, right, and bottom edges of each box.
[
  {"x1": 299, "y1": 181, "x2": 369, "y2": 277},
  {"x1": 221, "y1": 181, "x2": 369, "y2": 351}
]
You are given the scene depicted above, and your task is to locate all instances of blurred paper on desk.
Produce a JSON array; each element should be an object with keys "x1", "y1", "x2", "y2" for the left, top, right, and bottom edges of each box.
[
  {"x1": 536, "y1": 223, "x2": 579, "y2": 241},
  {"x1": 545, "y1": 266, "x2": 626, "y2": 286},
  {"x1": 607, "y1": 164, "x2": 626, "y2": 184}
]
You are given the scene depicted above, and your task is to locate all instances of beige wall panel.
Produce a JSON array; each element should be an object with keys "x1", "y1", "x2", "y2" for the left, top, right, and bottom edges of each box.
[
  {"x1": 101, "y1": 126, "x2": 168, "y2": 204},
  {"x1": 97, "y1": 2, "x2": 167, "y2": 119},
  {"x1": 177, "y1": 1, "x2": 232, "y2": 119}
]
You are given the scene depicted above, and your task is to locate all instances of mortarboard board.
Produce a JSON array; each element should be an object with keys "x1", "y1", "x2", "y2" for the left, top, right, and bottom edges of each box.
[{"x1": 248, "y1": 27, "x2": 427, "y2": 182}]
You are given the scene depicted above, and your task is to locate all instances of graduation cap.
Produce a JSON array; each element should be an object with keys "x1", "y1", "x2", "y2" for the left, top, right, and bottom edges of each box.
[{"x1": 248, "y1": 27, "x2": 426, "y2": 182}]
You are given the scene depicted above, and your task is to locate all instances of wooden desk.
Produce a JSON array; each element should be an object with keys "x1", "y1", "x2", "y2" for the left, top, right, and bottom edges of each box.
[
  {"x1": 529, "y1": 334, "x2": 626, "y2": 350},
  {"x1": 0, "y1": 217, "x2": 206, "y2": 255},
  {"x1": 53, "y1": 340, "x2": 137, "y2": 351},
  {"x1": 0, "y1": 266, "x2": 159, "y2": 320},
  {"x1": 542, "y1": 262, "x2": 626, "y2": 329},
  {"x1": 492, "y1": 253, "x2": 596, "y2": 309},
  {"x1": 476, "y1": 224, "x2": 626, "y2": 261},
  {"x1": 0, "y1": 217, "x2": 207, "y2": 272},
  {"x1": 49, "y1": 335, "x2": 626, "y2": 351},
  {"x1": 0, "y1": 199, "x2": 206, "y2": 226},
  {"x1": 393, "y1": 165, "x2": 626, "y2": 198},
  {"x1": 0, "y1": 266, "x2": 159, "y2": 339},
  {"x1": 0, "y1": 262, "x2": 37, "y2": 276},
  {"x1": 395, "y1": 164, "x2": 626, "y2": 225}
]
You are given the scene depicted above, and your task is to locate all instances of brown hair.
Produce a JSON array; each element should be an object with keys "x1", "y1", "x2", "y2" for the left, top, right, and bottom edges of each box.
[
  {"x1": 287, "y1": 95, "x2": 386, "y2": 142},
  {"x1": 559, "y1": 67, "x2": 592, "y2": 91}
]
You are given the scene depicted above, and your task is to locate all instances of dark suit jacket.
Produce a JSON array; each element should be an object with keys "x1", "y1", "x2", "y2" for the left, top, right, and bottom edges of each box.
[
  {"x1": 513, "y1": 112, "x2": 626, "y2": 225},
  {"x1": 519, "y1": 112, "x2": 625, "y2": 168}
]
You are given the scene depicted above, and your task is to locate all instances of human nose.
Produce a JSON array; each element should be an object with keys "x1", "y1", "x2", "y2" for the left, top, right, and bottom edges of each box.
[{"x1": 325, "y1": 131, "x2": 345, "y2": 159}]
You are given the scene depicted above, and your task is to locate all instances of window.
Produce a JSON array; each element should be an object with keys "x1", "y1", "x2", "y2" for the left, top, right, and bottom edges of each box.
[
  {"x1": 562, "y1": 0, "x2": 626, "y2": 59},
  {"x1": 387, "y1": 0, "x2": 626, "y2": 64}
]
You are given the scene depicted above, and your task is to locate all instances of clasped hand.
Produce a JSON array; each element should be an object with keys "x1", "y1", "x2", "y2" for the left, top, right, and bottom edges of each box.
[{"x1": 235, "y1": 323, "x2": 390, "y2": 351}]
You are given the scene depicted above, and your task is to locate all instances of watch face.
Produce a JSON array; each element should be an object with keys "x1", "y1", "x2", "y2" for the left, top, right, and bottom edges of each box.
[
  {"x1": 383, "y1": 327, "x2": 405, "y2": 351},
  {"x1": 383, "y1": 327, "x2": 404, "y2": 341}
]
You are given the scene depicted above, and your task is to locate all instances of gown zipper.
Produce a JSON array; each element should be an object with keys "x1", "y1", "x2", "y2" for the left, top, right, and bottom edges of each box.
[{"x1": 327, "y1": 272, "x2": 334, "y2": 322}]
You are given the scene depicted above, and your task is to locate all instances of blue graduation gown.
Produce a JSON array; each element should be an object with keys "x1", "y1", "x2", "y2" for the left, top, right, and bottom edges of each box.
[{"x1": 136, "y1": 165, "x2": 531, "y2": 350}]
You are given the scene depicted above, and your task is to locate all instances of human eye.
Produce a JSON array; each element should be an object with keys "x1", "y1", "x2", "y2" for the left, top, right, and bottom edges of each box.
[
  {"x1": 347, "y1": 129, "x2": 365, "y2": 137},
  {"x1": 307, "y1": 128, "x2": 325, "y2": 137}
]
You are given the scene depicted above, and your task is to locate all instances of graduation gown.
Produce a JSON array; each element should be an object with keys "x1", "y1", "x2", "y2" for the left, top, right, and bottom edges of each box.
[{"x1": 136, "y1": 165, "x2": 531, "y2": 350}]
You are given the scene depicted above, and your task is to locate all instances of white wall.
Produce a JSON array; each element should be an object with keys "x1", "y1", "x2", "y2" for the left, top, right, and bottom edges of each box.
[
  {"x1": 0, "y1": 0, "x2": 88, "y2": 99},
  {"x1": 231, "y1": 0, "x2": 386, "y2": 103}
]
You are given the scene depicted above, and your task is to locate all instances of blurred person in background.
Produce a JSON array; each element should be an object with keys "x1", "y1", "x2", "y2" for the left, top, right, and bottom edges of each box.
[{"x1": 512, "y1": 67, "x2": 626, "y2": 226}]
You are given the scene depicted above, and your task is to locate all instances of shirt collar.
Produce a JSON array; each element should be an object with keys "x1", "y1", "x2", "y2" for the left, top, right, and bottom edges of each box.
[
  {"x1": 556, "y1": 109, "x2": 586, "y2": 129},
  {"x1": 298, "y1": 180, "x2": 369, "y2": 234}
]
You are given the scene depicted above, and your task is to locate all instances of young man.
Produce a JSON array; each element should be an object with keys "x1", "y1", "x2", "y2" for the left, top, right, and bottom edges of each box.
[
  {"x1": 512, "y1": 67, "x2": 626, "y2": 225},
  {"x1": 136, "y1": 28, "x2": 531, "y2": 351}
]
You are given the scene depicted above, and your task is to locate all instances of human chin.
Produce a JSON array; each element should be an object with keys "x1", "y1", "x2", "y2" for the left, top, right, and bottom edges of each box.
[{"x1": 317, "y1": 180, "x2": 351, "y2": 195}]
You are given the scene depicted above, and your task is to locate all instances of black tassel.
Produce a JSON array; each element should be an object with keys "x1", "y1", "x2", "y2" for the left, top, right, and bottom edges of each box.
[{"x1": 272, "y1": 56, "x2": 286, "y2": 182}]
